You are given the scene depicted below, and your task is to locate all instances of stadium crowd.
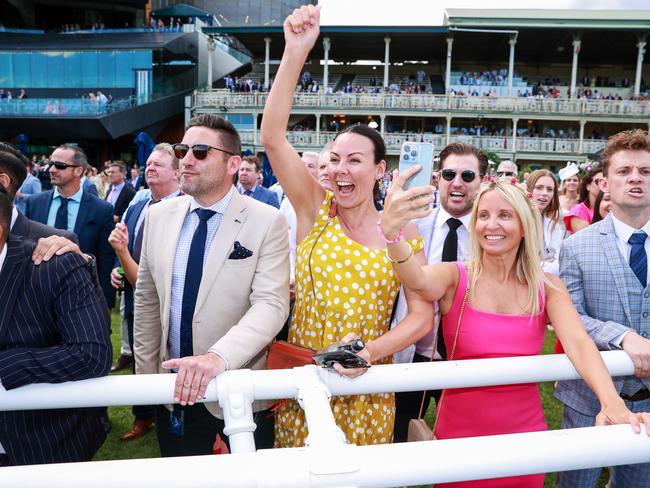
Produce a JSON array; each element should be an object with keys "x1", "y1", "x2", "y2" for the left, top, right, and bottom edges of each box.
[{"x1": 2, "y1": 5, "x2": 650, "y2": 488}]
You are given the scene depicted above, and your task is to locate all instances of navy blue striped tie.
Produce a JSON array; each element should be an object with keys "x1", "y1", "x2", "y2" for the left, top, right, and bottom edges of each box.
[{"x1": 629, "y1": 231, "x2": 647, "y2": 288}]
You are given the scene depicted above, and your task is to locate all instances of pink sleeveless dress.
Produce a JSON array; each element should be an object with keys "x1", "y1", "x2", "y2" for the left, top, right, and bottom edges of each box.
[{"x1": 434, "y1": 263, "x2": 548, "y2": 488}]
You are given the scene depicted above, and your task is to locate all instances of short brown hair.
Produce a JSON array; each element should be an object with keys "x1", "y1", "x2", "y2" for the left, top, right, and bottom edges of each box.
[
  {"x1": 242, "y1": 155, "x2": 261, "y2": 172},
  {"x1": 186, "y1": 114, "x2": 241, "y2": 156},
  {"x1": 109, "y1": 161, "x2": 127, "y2": 173},
  {"x1": 54, "y1": 144, "x2": 88, "y2": 169},
  {"x1": 439, "y1": 142, "x2": 489, "y2": 175},
  {"x1": 602, "y1": 129, "x2": 650, "y2": 176},
  {"x1": 151, "y1": 142, "x2": 179, "y2": 170}
]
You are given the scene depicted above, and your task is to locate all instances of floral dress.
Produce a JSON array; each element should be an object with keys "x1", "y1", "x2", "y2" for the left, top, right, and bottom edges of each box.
[{"x1": 274, "y1": 192, "x2": 423, "y2": 447}]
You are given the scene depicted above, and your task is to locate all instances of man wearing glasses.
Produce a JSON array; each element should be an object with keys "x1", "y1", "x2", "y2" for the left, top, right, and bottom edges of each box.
[
  {"x1": 25, "y1": 144, "x2": 116, "y2": 311},
  {"x1": 392, "y1": 142, "x2": 487, "y2": 442},
  {"x1": 134, "y1": 114, "x2": 289, "y2": 456},
  {"x1": 496, "y1": 160, "x2": 519, "y2": 179}
]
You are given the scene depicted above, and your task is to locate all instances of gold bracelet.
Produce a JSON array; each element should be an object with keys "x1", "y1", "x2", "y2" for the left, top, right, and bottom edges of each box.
[{"x1": 385, "y1": 241, "x2": 413, "y2": 264}]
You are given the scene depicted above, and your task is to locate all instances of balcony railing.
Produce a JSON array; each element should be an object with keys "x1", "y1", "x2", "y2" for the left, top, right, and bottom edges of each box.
[
  {"x1": 0, "y1": 96, "x2": 137, "y2": 117},
  {"x1": 239, "y1": 130, "x2": 607, "y2": 155},
  {"x1": 195, "y1": 90, "x2": 650, "y2": 118}
]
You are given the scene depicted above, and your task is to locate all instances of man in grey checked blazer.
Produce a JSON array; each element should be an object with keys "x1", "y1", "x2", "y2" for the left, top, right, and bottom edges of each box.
[{"x1": 556, "y1": 129, "x2": 650, "y2": 487}]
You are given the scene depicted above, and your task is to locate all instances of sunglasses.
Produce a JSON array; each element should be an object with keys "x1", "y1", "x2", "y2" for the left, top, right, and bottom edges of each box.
[
  {"x1": 49, "y1": 161, "x2": 81, "y2": 170},
  {"x1": 172, "y1": 143, "x2": 236, "y2": 160},
  {"x1": 440, "y1": 168, "x2": 478, "y2": 183},
  {"x1": 496, "y1": 171, "x2": 515, "y2": 177}
]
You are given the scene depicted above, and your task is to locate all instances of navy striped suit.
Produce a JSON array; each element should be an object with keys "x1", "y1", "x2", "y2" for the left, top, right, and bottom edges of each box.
[{"x1": 0, "y1": 236, "x2": 112, "y2": 465}]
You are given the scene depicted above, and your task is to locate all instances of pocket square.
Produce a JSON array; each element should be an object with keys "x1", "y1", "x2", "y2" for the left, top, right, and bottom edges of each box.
[{"x1": 228, "y1": 241, "x2": 253, "y2": 260}]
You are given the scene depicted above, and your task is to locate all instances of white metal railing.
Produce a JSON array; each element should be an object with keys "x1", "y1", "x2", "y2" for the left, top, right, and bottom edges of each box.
[
  {"x1": 1, "y1": 351, "x2": 648, "y2": 487},
  {"x1": 195, "y1": 90, "x2": 650, "y2": 118},
  {"x1": 237, "y1": 129, "x2": 606, "y2": 155}
]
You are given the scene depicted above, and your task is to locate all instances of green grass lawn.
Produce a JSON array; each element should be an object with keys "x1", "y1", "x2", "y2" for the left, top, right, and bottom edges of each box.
[{"x1": 94, "y1": 307, "x2": 609, "y2": 486}]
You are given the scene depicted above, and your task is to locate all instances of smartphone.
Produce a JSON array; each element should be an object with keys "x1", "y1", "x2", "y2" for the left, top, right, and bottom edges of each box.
[{"x1": 398, "y1": 142, "x2": 434, "y2": 191}]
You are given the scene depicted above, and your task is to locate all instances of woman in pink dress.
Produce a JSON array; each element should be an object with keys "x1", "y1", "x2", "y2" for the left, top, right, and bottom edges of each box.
[
  {"x1": 563, "y1": 166, "x2": 603, "y2": 234},
  {"x1": 342, "y1": 176, "x2": 650, "y2": 487}
]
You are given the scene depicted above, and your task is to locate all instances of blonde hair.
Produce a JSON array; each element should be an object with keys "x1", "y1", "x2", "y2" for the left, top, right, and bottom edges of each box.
[{"x1": 467, "y1": 180, "x2": 549, "y2": 315}]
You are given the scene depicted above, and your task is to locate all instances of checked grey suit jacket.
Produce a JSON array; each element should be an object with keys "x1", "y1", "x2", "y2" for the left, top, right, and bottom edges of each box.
[{"x1": 555, "y1": 214, "x2": 650, "y2": 416}]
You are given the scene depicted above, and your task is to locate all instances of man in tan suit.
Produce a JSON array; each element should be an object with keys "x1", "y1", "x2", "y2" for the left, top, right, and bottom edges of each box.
[{"x1": 134, "y1": 114, "x2": 289, "y2": 456}]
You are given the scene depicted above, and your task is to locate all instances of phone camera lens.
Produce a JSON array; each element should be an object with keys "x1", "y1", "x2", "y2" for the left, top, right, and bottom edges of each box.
[
  {"x1": 404, "y1": 145, "x2": 410, "y2": 152},
  {"x1": 403, "y1": 154, "x2": 409, "y2": 161},
  {"x1": 411, "y1": 150, "x2": 417, "y2": 157}
]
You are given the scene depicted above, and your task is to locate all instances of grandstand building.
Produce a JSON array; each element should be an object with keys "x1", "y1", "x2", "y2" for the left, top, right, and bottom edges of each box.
[{"x1": 192, "y1": 8, "x2": 650, "y2": 172}]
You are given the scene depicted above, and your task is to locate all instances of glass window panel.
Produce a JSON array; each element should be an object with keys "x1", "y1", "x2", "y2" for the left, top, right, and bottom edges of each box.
[
  {"x1": 133, "y1": 50, "x2": 152, "y2": 69},
  {"x1": 115, "y1": 51, "x2": 134, "y2": 87},
  {"x1": 30, "y1": 52, "x2": 48, "y2": 88},
  {"x1": 46, "y1": 52, "x2": 65, "y2": 88},
  {"x1": 13, "y1": 52, "x2": 31, "y2": 87},
  {"x1": 98, "y1": 51, "x2": 117, "y2": 88},
  {"x1": 80, "y1": 52, "x2": 99, "y2": 87},
  {"x1": 0, "y1": 53, "x2": 13, "y2": 87},
  {"x1": 63, "y1": 51, "x2": 82, "y2": 88}
]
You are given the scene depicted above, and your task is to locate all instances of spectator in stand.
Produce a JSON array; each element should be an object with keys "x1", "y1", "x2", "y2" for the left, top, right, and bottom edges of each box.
[
  {"x1": 527, "y1": 169, "x2": 565, "y2": 276},
  {"x1": 563, "y1": 166, "x2": 603, "y2": 234},
  {"x1": 237, "y1": 156, "x2": 279, "y2": 208},
  {"x1": 558, "y1": 162, "x2": 581, "y2": 215},
  {"x1": 262, "y1": 4, "x2": 434, "y2": 448},
  {"x1": 129, "y1": 165, "x2": 145, "y2": 191}
]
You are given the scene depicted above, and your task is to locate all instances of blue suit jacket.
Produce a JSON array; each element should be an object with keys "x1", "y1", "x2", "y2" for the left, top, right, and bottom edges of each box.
[
  {"x1": 555, "y1": 214, "x2": 650, "y2": 416},
  {"x1": 24, "y1": 188, "x2": 117, "y2": 308},
  {"x1": 120, "y1": 198, "x2": 149, "y2": 316},
  {"x1": 83, "y1": 178, "x2": 99, "y2": 197},
  {"x1": 249, "y1": 185, "x2": 280, "y2": 208},
  {"x1": 0, "y1": 236, "x2": 111, "y2": 465}
]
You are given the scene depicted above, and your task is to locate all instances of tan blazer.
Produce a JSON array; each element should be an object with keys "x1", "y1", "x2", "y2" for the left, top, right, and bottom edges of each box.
[{"x1": 134, "y1": 190, "x2": 290, "y2": 418}]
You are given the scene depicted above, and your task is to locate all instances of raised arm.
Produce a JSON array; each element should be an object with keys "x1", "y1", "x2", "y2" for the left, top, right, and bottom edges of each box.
[{"x1": 259, "y1": 5, "x2": 324, "y2": 227}]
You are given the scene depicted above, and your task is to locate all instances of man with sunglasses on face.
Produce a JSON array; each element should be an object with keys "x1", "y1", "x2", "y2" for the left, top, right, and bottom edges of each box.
[
  {"x1": 392, "y1": 142, "x2": 488, "y2": 442},
  {"x1": 25, "y1": 144, "x2": 116, "y2": 311},
  {"x1": 496, "y1": 159, "x2": 519, "y2": 179},
  {"x1": 134, "y1": 114, "x2": 289, "y2": 456}
]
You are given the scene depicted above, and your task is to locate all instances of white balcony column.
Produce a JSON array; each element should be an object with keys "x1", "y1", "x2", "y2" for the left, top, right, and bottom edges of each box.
[
  {"x1": 315, "y1": 113, "x2": 321, "y2": 143},
  {"x1": 511, "y1": 118, "x2": 518, "y2": 152},
  {"x1": 383, "y1": 37, "x2": 391, "y2": 88},
  {"x1": 207, "y1": 37, "x2": 215, "y2": 89},
  {"x1": 323, "y1": 37, "x2": 331, "y2": 92},
  {"x1": 445, "y1": 116, "x2": 452, "y2": 145},
  {"x1": 380, "y1": 114, "x2": 386, "y2": 138},
  {"x1": 579, "y1": 119, "x2": 586, "y2": 154},
  {"x1": 634, "y1": 40, "x2": 647, "y2": 97},
  {"x1": 508, "y1": 36, "x2": 517, "y2": 97},
  {"x1": 445, "y1": 37, "x2": 454, "y2": 94},
  {"x1": 570, "y1": 39, "x2": 581, "y2": 99},
  {"x1": 253, "y1": 112, "x2": 258, "y2": 146},
  {"x1": 264, "y1": 37, "x2": 271, "y2": 89}
]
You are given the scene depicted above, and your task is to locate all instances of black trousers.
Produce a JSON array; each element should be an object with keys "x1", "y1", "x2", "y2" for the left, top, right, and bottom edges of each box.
[
  {"x1": 393, "y1": 353, "x2": 443, "y2": 443},
  {"x1": 155, "y1": 404, "x2": 275, "y2": 457},
  {"x1": 126, "y1": 312, "x2": 155, "y2": 421}
]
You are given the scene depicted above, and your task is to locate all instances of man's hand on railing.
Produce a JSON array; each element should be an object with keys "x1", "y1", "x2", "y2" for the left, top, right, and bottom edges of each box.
[{"x1": 162, "y1": 353, "x2": 226, "y2": 406}]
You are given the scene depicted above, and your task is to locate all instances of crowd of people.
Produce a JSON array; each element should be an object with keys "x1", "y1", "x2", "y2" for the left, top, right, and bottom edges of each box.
[{"x1": 1, "y1": 5, "x2": 650, "y2": 487}]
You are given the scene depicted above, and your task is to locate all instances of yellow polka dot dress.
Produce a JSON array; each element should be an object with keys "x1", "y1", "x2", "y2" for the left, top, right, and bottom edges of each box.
[{"x1": 274, "y1": 192, "x2": 423, "y2": 447}]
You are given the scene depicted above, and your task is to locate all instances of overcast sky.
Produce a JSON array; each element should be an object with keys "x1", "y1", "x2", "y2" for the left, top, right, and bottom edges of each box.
[{"x1": 319, "y1": 0, "x2": 650, "y2": 25}]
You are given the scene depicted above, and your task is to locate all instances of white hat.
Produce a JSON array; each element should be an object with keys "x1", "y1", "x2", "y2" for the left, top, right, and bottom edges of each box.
[{"x1": 558, "y1": 162, "x2": 579, "y2": 181}]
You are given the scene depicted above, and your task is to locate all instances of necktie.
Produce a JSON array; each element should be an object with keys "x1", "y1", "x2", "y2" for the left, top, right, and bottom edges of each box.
[
  {"x1": 629, "y1": 231, "x2": 647, "y2": 288},
  {"x1": 132, "y1": 200, "x2": 160, "y2": 263},
  {"x1": 244, "y1": 189, "x2": 253, "y2": 197},
  {"x1": 438, "y1": 217, "x2": 463, "y2": 360},
  {"x1": 108, "y1": 187, "x2": 118, "y2": 206},
  {"x1": 54, "y1": 197, "x2": 69, "y2": 231},
  {"x1": 180, "y1": 208, "x2": 216, "y2": 358}
]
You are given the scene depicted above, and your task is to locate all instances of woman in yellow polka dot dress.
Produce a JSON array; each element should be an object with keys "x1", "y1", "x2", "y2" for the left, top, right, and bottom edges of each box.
[{"x1": 261, "y1": 4, "x2": 435, "y2": 447}]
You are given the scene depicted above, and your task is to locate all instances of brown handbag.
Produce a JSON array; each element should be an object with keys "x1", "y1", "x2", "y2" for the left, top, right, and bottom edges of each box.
[
  {"x1": 407, "y1": 284, "x2": 469, "y2": 442},
  {"x1": 266, "y1": 340, "x2": 315, "y2": 370}
]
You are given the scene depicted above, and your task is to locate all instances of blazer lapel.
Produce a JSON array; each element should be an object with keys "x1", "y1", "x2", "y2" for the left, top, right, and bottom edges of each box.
[
  {"x1": 0, "y1": 238, "x2": 30, "y2": 340},
  {"x1": 600, "y1": 216, "x2": 634, "y2": 325},
  {"x1": 73, "y1": 191, "x2": 91, "y2": 235},
  {"x1": 194, "y1": 192, "x2": 247, "y2": 315},
  {"x1": 35, "y1": 191, "x2": 54, "y2": 224}
]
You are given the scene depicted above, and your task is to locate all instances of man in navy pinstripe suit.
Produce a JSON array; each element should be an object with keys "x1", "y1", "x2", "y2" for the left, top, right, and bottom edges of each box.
[{"x1": 0, "y1": 185, "x2": 112, "y2": 466}]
